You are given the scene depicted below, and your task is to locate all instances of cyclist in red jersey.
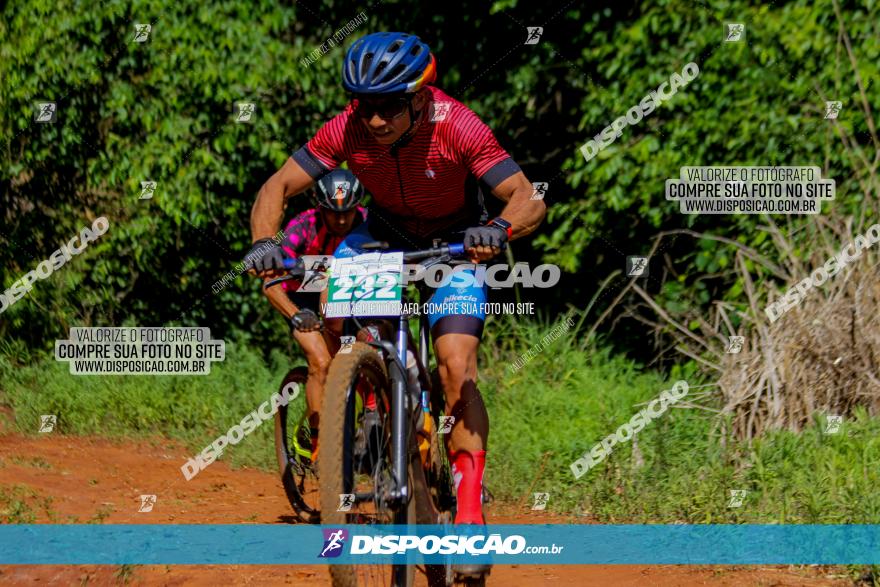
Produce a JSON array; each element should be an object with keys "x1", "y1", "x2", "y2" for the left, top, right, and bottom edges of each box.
[
  {"x1": 260, "y1": 169, "x2": 366, "y2": 457},
  {"x1": 247, "y1": 33, "x2": 545, "y2": 578}
]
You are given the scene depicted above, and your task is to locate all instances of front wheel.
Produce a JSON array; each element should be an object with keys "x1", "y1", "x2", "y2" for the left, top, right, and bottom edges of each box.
[{"x1": 319, "y1": 342, "x2": 415, "y2": 587}]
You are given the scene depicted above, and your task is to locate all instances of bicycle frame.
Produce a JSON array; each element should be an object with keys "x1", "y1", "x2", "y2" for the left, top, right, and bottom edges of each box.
[
  {"x1": 359, "y1": 241, "x2": 466, "y2": 508},
  {"x1": 271, "y1": 242, "x2": 465, "y2": 511}
]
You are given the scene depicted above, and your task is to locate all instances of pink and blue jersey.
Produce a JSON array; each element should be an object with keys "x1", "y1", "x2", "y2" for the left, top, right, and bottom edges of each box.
[{"x1": 280, "y1": 206, "x2": 367, "y2": 292}]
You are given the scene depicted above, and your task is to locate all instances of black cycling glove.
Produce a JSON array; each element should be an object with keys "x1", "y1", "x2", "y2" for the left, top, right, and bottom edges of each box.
[
  {"x1": 463, "y1": 225, "x2": 508, "y2": 250},
  {"x1": 290, "y1": 309, "x2": 322, "y2": 333},
  {"x1": 244, "y1": 238, "x2": 286, "y2": 273}
]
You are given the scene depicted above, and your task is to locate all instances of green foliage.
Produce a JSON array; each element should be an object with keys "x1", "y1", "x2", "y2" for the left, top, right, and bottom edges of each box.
[
  {"x1": 5, "y1": 0, "x2": 877, "y2": 360},
  {"x1": 481, "y1": 315, "x2": 880, "y2": 523},
  {"x1": 1, "y1": 0, "x2": 350, "y2": 348},
  {"x1": 544, "y1": 0, "x2": 880, "y2": 336},
  {"x1": 0, "y1": 340, "x2": 305, "y2": 472},
  {"x1": 0, "y1": 484, "x2": 57, "y2": 523},
  {"x1": 5, "y1": 318, "x2": 880, "y2": 524}
]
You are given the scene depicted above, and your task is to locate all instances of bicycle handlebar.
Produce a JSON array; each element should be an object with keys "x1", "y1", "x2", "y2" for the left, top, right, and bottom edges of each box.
[
  {"x1": 359, "y1": 240, "x2": 467, "y2": 262},
  {"x1": 402, "y1": 243, "x2": 466, "y2": 262},
  {"x1": 264, "y1": 242, "x2": 467, "y2": 291}
]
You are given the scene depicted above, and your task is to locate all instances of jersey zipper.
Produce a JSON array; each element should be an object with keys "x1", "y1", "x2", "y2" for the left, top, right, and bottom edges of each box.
[{"x1": 391, "y1": 146, "x2": 419, "y2": 234}]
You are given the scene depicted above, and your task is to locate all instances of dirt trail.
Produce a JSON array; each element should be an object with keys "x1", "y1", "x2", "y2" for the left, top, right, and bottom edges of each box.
[{"x1": 0, "y1": 434, "x2": 852, "y2": 586}]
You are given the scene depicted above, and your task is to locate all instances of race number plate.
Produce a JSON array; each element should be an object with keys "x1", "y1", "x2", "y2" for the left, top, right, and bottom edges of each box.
[{"x1": 324, "y1": 253, "x2": 403, "y2": 318}]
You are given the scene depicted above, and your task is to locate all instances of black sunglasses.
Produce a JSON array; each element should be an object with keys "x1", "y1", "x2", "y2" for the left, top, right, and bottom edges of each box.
[{"x1": 351, "y1": 95, "x2": 412, "y2": 120}]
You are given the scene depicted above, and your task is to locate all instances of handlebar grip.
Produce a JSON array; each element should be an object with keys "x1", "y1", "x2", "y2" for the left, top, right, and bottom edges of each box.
[
  {"x1": 282, "y1": 258, "x2": 301, "y2": 270},
  {"x1": 448, "y1": 243, "x2": 466, "y2": 256}
]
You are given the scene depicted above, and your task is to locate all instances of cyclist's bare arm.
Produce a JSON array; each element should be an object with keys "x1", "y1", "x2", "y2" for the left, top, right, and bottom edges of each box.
[
  {"x1": 491, "y1": 171, "x2": 546, "y2": 239},
  {"x1": 250, "y1": 157, "x2": 316, "y2": 241},
  {"x1": 262, "y1": 277, "x2": 300, "y2": 319}
]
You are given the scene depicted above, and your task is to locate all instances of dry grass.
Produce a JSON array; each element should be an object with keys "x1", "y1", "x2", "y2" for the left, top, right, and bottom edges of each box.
[{"x1": 598, "y1": 3, "x2": 880, "y2": 440}]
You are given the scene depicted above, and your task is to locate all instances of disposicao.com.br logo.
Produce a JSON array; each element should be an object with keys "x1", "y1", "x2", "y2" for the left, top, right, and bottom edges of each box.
[{"x1": 319, "y1": 530, "x2": 563, "y2": 556}]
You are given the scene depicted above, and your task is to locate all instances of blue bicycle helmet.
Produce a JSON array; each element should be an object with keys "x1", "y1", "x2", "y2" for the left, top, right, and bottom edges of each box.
[{"x1": 343, "y1": 32, "x2": 437, "y2": 94}]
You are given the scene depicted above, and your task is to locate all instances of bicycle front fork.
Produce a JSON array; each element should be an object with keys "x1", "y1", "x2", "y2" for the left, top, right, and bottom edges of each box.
[{"x1": 389, "y1": 312, "x2": 410, "y2": 505}]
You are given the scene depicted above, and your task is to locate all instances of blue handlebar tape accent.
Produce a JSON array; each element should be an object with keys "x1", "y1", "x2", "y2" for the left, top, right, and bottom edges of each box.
[{"x1": 449, "y1": 243, "x2": 465, "y2": 256}]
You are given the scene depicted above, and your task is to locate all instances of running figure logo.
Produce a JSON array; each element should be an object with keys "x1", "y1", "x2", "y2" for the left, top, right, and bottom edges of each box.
[
  {"x1": 824, "y1": 415, "x2": 843, "y2": 434},
  {"x1": 299, "y1": 256, "x2": 334, "y2": 292},
  {"x1": 138, "y1": 494, "x2": 157, "y2": 512},
  {"x1": 726, "y1": 336, "x2": 744, "y2": 354},
  {"x1": 236, "y1": 102, "x2": 255, "y2": 123},
  {"x1": 139, "y1": 181, "x2": 157, "y2": 200},
  {"x1": 133, "y1": 24, "x2": 151, "y2": 43},
  {"x1": 319, "y1": 528, "x2": 349, "y2": 558},
  {"x1": 438, "y1": 415, "x2": 455, "y2": 434},
  {"x1": 34, "y1": 102, "x2": 57, "y2": 123},
  {"x1": 531, "y1": 182, "x2": 548, "y2": 201},
  {"x1": 338, "y1": 335, "x2": 356, "y2": 354},
  {"x1": 525, "y1": 27, "x2": 543, "y2": 45},
  {"x1": 532, "y1": 492, "x2": 550, "y2": 511},
  {"x1": 627, "y1": 256, "x2": 649, "y2": 277},
  {"x1": 431, "y1": 102, "x2": 451, "y2": 122},
  {"x1": 337, "y1": 493, "x2": 355, "y2": 512},
  {"x1": 727, "y1": 489, "x2": 747, "y2": 508},
  {"x1": 333, "y1": 181, "x2": 350, "y2": 203},
  {"x1": 39, "y1": 415, "x2": 57, "y2": 433},
  {"x1": 725, "y1": 24, "x2": 744, "y2": 42},
  {"x1": 824, "y1": 101, "x2": 843, "y2": 120}
]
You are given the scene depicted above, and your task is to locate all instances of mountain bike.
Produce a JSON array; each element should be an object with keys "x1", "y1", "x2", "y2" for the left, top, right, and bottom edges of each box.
[{"x1": 318, "y1": 241, "x2": 466, "y2": 587}]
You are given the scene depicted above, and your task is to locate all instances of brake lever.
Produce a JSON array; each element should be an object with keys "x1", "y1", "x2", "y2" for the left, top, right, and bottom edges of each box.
[
  {"x1": 421, "y1": 253, "x2": 453, "y2": 270},
  {"x1": 264, "y1": 275, "x2": 297, "y2": 290}
]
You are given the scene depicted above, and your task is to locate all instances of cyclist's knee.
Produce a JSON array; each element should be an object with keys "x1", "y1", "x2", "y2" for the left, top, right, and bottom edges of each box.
[
  {"x1": 306, "y1": 351, "x2": 331, "y2": 377},
  {"x1": 437, "y1": 352, "x2": 476, "y2": 393}
]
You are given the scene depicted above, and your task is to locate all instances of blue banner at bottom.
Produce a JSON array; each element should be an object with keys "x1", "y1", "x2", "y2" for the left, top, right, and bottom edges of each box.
[{"x1": 2, "y1": 524, "x2": 879, "y2": 565}]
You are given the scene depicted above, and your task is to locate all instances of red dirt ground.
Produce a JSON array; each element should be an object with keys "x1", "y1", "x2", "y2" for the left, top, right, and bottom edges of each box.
[{"x1": 0, "y1": 434, "x2": 854, "y2": 586}]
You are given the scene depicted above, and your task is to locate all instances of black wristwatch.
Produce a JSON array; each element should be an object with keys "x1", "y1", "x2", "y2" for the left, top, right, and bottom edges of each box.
[{"x1": 487, "y1": 217, "x2": 512, "y2": 239}]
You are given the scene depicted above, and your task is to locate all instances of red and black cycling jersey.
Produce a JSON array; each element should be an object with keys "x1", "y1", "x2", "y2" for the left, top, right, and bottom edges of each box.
[{"x1": 292, "y1": 86, "x2": 521, "y2": 238}]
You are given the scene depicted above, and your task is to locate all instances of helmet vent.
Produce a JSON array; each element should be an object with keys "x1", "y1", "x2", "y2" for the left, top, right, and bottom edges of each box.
[
  {"x1": 361, "y1": 53, "x2": 374, "y2": 78},
  {"x1": 390, "y1": 63, "x2": 406, "y2": 80},
  {"x1": 389, "y1": 40, "x2": 403, "y2": 53},
  {"x1": 410, "y1": 45, "x2": 422, "y2": 56}
]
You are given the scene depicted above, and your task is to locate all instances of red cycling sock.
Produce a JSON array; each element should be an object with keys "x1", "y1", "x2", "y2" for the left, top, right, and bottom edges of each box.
[
  {"x1": 450, "y1": 449, "x2": 486, "y2": 525},
  {"x1": 356, "y1": 379, "x2": 377, "y2": 411},
  {"x1": 309, "y1": 427, "x2": 319, "y2": 455}
]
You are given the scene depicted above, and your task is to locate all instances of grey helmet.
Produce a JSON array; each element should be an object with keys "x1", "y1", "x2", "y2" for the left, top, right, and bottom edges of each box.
[{"x1": 314, "y1": 168, "x2": 364, "y2": 212}]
